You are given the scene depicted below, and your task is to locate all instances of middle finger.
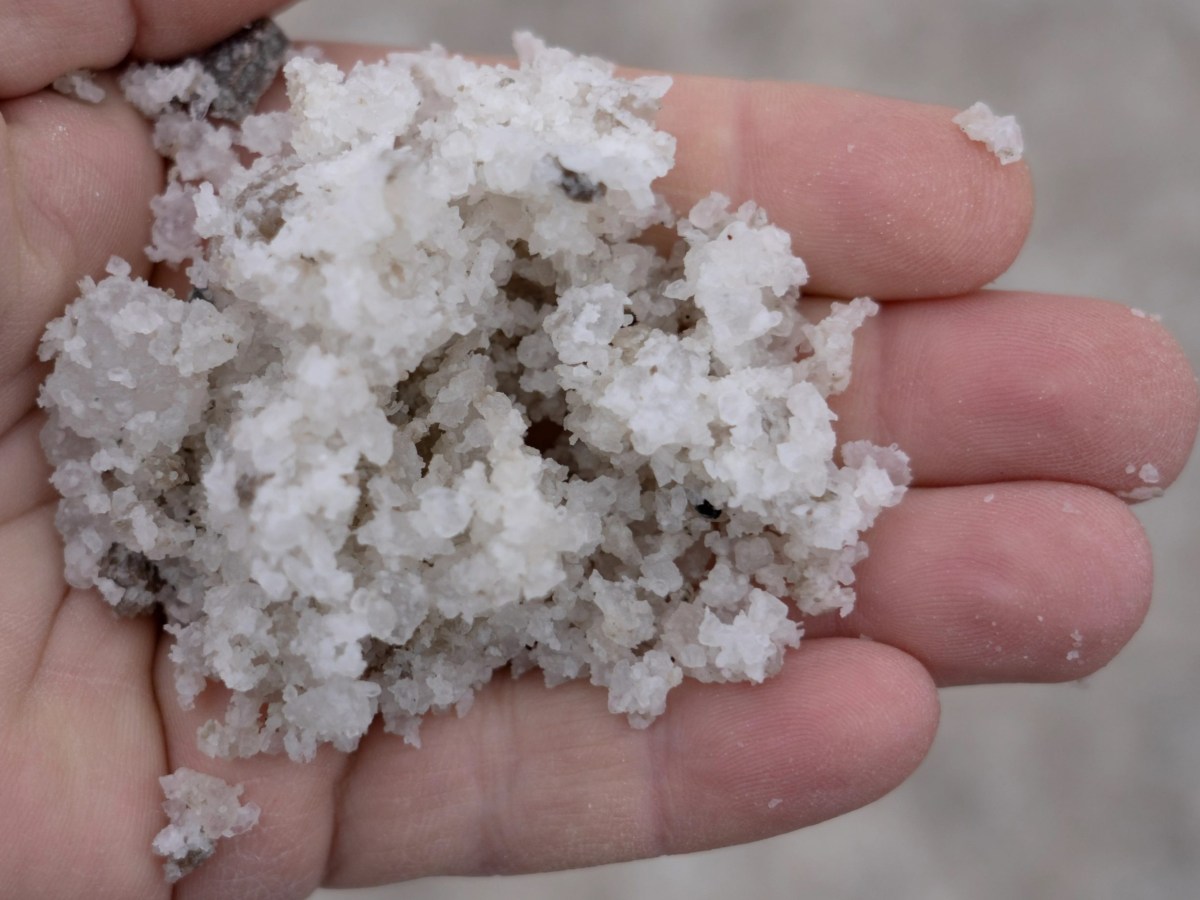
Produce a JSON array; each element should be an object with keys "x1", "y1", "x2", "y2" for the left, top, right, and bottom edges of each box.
[{"x1": 827, "y1": 290, "x2": 1198, "y2": 491}]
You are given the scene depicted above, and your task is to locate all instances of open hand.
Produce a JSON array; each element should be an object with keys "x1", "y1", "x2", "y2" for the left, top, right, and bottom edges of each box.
[{"x1": 1, "y1": 3, "x2": 1196, "y2": 898}]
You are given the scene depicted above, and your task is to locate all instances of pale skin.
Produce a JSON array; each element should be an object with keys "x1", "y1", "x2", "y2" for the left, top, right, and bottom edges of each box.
[{"x1": 0, "y1": 3, "x2": 1197, "y2": 898}]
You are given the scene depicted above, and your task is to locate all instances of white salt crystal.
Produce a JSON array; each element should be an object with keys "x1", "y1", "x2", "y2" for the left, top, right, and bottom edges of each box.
[
  {"x1": 953, "y1": 101, "x2": 1024, "y2": 165},
  {"x1": 120, "y1": 59, "x2": 219, "y2": 118},
  {"x1": 1066, "y1": 630, "x2": 1084, "y2": 662},
  {"x1": 767, "y1": 798, "x2": 783, "y2": 810},
  {"x1": 51, "y1": 70, "x2": 106, "y2": 104},
  {"x1": 152, "y1": 768, "x2": 259, "y2": 883},
  {"x1": 1138, "y1": 463, "x2": 1160, "y2": 484},
  {"x1": 1118, "y1": 486, "x2": 1165, "y2": 501}
]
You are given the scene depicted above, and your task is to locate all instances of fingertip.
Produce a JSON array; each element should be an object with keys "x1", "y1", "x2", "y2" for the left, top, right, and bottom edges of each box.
[
  {"x1": 129, "y1": 1, "x2": 297, "y2": 62},
  {"x1": 848, "y1": 484, "x2": 1155, "y2": 686},
  {"x1": 660, "y1": 638, "x2": 940, "y2": 850},
  {"x1": 796, "y1": 97, "x2": 1035, "y2": 299},
  {"x1": 1000, "y1": 488, "x2": 1153, "y2": 683},
  {"x1": 788, "y1": 638, "x2": 941, "y2": 793},
  {"x1": 1072, "y1": 494, "x2": 1154, "y2": 678},
  {"x1": 1113, "y1": 313, "x2": 1200, "y2": 493},
  {"x1": 835, "y1": 292, "x2": 1200, "y2": 490},
  {"x1": 1, "y1": 86, "x2": 160, "y2": 373},
  {"x1": 0, "y1": 3, "x2": 135, "y2": 98},
  {"x1": 946, "y1": 141, "x2": 1034, "y2": 295}
]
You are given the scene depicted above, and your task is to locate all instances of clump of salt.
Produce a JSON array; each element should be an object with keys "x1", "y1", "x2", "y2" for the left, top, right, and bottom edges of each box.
[
  {"x1": 51, "y1": 70, "x2": 107, "y2": 104},
  {"x1": 953, "y1": 101, "x2": 1023, "y2": 165},
  {"x1": 152, "y1": 768, "x2": 259, "y2": 883},
  {"x1": 1117, "y1": 462, "x2": 1164, "y2": 501},
  {"x1": 39, "y1": 32, "x2": 909, "y2": 761}
]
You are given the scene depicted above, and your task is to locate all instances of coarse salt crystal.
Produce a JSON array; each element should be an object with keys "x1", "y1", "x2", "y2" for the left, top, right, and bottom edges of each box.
[{"x1": 953, "y1": 101, "x2": 1024, "y2": 165}]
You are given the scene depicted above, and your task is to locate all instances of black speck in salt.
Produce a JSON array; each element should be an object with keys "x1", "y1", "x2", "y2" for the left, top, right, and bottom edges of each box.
[{"x1": 558, "y1": 165, "x2": 606, "y2": 203}]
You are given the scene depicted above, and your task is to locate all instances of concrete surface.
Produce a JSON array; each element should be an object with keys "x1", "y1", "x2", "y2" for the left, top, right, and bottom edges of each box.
[{"x1": 274, "y1": 1, "x2": 1200, "y2": 897}]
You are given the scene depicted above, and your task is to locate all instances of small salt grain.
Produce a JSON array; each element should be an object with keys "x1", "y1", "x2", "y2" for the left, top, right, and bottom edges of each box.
[
  {"x1": 953, "y1": 101, "x2": 1024, "y2": 165},
  {"x1": 1067, "y1": 630, "x2": 1084, "y2": 662},
  {"x1": 767, "y1": 798, "x2": 783, "y2": 810},
  {"x1": 51, "y1": 70, "x2": 106, "y2": 104},
  {"x1": 983, "y1": 492, "x2": 995, "y2": 503},
  {"x1": 1138, "y1": 463, "x2": 1160, "y2": 485},
  {"x1": 1117, "y1": 486, "x2": 1165, "y2": 501}
]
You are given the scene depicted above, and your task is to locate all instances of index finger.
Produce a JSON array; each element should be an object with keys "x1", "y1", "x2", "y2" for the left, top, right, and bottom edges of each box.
[
  {"x1": 309, "y1": 44, "x2": 1033, "y2": 300},
  {"x1": 0, "y1": 0, "x2": 296, "y2": 98},
  {"x1": 655, "y1": 76, "x2": 1034, "y2": 299}
]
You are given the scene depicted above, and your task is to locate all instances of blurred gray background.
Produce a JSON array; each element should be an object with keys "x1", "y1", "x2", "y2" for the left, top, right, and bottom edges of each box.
[{"x1": 277, "y1": 1, "x2": 1200, "y2": 898}]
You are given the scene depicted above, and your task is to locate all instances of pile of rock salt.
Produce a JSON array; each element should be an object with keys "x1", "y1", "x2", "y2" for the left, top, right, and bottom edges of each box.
[{"x1": 38, "y1": 31, "x2": 909, "y2": 768}]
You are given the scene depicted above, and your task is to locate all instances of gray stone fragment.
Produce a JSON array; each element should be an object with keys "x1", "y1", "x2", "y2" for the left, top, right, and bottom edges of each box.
[{"x1": 197, "y1": 19, "x2": 290, "y2": 122}]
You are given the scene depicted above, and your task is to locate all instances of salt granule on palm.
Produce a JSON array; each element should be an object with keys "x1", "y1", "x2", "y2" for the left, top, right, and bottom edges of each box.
[{"x1": 38, "y1": 32, "x2": 910, "y2": 762}]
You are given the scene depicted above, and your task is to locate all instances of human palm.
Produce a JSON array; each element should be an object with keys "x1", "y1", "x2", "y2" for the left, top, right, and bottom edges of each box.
[{"x1": 1, "y1": 4, "x2": 1197, "y2": 899}]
